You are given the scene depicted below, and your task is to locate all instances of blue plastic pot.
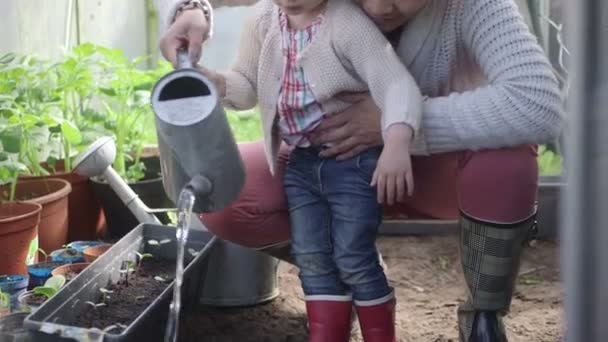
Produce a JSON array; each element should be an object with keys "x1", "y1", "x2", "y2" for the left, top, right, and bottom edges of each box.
[
  {"x1": 50, "y1": 248, "x2": 85, "y2": 264},
  {"x1": 0, "y1": 275, "x2": 29, "y2": 313},
  {"x1": 26, "y1": 262, "x2": 64, "y2": 289},
  {"x1": 65, "y1": 240, "x2": 105, "y2": 253}
]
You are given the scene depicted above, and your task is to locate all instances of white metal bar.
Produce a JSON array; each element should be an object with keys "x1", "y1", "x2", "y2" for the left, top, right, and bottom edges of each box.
[{"x1": 562, "y1": 0, "x2": 608, "y2": 341}]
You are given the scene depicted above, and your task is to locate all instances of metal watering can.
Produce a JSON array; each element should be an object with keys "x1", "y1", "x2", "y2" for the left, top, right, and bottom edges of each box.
[{"x1": 150, "y1": 51, "x2": 245, "y2": 212}]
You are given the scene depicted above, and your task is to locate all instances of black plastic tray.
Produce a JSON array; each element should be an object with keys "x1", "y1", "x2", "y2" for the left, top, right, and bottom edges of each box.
[{"x1": 23, "y1": 223, "x2": 217, "y2": 342}]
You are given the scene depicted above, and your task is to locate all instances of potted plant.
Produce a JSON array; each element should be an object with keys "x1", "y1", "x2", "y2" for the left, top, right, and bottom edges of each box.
[
  {"x1": 0, "y1": 93, "x2": 42, "y2": 275},
  {"x1": 0, "y1": 53, "x2": 73, "y2": 253},
  {"x1": 0, "y1": 275, "x2": 29, "y2": 315},
  {"x1": 88, "y1": 47, "x2": 173, "y2": 238},
  {"x1": 18, "y1": 275, "x2": 65, "y2": 312},
  {"x1": 1, "y1": 48, "x2": 107, "y2": 242},
  {"x1": 83, "y1": 243, "x2": 113, "y2": 263},
  {"x1": 51, "y1": 263, "x2": 91, "y2": 282},
  {"x1": 27, "y1": 249, "x2": 65, "y2": 288}
]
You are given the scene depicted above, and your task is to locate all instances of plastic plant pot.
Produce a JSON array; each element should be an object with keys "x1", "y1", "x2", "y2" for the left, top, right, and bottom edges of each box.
[
  {"x1": 66, "y1": 241, "x2": 106, "y2": 253},
  {"x1": 50, "y1": 248, "x2": 85, "y2": 264},
  {"x1": 27, "y1": 262, "x2": 64, "y2": 289},
  {"x1": 0, "y1": 275, "x2": 29, "y2": 314},
  {"x1": 83, "y1": 244, "x2": 113, "y2": 263}
]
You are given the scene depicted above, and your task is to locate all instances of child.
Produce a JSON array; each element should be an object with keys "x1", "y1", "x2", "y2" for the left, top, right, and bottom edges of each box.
[{"x1": 199, "y1": 0, "x2": 422, "y2": 340}]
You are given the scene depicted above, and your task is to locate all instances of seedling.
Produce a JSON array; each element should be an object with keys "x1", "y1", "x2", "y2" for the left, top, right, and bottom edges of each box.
[
  {"x1": 84, "y1": 301, "x2": 107, "y2": 309},
  {"x1": 103, "y1": 323, "x2": 128, "y2": 333},
  {"x1": 119, "y1": 261, "x2": 136, "y2": 287},
  {"x1": 154, "y1": 276, "x2": 167, "y2": 282},
  {"x1": 33, "y1": 275, "x2": 66, "y2": 299},
  {"x1": 188, "y1": 248, "x2": 200, "y2": 257},
  {"x1": 99, "y1": 287, "x2": 113, "y2": 304},
  {"x1": 147, "y1": 239, "x2": 171, "y2": 246},
  {"x1": 135, "y1": 251, "x2": 153, "y2": 270}
]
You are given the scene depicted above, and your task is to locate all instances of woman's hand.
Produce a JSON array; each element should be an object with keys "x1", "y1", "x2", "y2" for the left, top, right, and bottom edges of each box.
[
  {"x1": 160, "y1": 8, "x2": 210, "y2": 68},
  {"x1": 371, "y1": 124, "x2": 415, "y2": 205},
  {"x1": 309, "y1": 93, "x2": 383, "y2": 160}
]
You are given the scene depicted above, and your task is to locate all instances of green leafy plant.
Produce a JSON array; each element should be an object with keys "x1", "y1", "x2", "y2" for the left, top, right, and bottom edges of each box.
[
  {"x1": 0, "y1": 53, "x2": 64, "y2": 178},
  {"x1": 94, "y1": 47, "x2": 171, "y2": 182},
  {"x1": 538, "y1": 145, "x2": 563, "y2": 176},
  {"x1": 33, "y1": 275, "x2": 66, "y2": 299},
  {"x1": 0, "y1": 289, "x2": 10, "y2": 311}
]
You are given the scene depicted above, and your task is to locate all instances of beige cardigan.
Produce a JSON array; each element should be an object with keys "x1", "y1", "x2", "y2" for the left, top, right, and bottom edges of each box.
[{"x1": 219, "y1": 0, "x2": 422, "y2": 174}]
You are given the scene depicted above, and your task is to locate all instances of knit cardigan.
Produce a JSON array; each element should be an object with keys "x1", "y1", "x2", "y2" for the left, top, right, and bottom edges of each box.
[{"x1": 157, "y1": 0, "x2": 564, "y2": 156}]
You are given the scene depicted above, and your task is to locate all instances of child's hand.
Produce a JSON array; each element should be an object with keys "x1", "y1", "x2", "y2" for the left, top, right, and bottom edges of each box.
[{"x1": 371, "y1": 124, "x2": 414, "y2": 205}]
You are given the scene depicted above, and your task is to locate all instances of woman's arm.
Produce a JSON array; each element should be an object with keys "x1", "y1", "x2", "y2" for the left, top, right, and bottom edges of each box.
[
  {"x1": 419, "y1": 0, "x2": 564, "y2": 154},
  {"x1": 332, "y1": 3, "x2": 422, "y2": 140},
  {"x1": 312, "y1": 0, "x2": 564, "y2": 159}
]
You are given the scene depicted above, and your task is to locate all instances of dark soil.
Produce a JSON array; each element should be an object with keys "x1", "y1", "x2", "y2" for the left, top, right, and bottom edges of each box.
[
  {"x1": 182, "y1": 236, "x2": 562, "y2": 342},
  {"x1": 71, "y1": 259, "x2": 175, "y2": 333},
  {"x1": 25, "y1": 294, "x2": 47, "y2": 307},
  {"x1": 63, "y1": 271, "x2": 79, "y2": 282}
]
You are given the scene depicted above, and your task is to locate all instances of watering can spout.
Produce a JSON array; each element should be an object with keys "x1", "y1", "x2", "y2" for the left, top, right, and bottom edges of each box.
[{"x1": 151, "y1": 52, "x2": 245, "y2": 213}]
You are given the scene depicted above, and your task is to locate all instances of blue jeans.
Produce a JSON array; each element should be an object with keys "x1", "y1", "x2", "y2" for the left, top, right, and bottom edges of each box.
[{"x1": 284, "y1": 146, "x2": 392, "y2": 302}]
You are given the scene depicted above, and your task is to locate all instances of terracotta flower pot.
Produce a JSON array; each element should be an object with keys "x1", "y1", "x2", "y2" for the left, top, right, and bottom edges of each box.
[
  {"x1": 83, "y1": 244, "x2": 112, "y2": 263},
  {"x1": 21, "y1": 161, "x2": 106, "y2": 243},
  {"x1": 11, "y1": 179, "x2": 72, "y2": 255},
  {"x1": 0, "y1": 203, "x2": 42, "y2": 275},
  {"x1": 51, "y1": 263, "x2": 91, "y2": 282}
]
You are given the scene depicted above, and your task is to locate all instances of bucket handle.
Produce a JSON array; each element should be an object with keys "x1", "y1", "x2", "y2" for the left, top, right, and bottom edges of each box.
[{"x1": 177, "y1": 49, "x2": 193, "y2": 70}]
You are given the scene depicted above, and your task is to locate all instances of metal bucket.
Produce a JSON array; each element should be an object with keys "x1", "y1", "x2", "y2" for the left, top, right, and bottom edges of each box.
[{"x1": 199, "y1": 240, "x2": 280, "y2": 306}]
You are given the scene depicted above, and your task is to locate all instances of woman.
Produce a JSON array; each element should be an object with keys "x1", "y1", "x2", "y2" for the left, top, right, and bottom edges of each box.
[{"x1": 158, "y1": 0, "x2": 564, "y2": 341}]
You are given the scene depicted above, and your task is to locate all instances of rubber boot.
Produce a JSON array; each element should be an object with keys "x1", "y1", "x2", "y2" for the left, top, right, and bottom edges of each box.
[
  {"x1": 458, "y1": 212, "x2": 536, "y2": 342},
  {"x1": 355, "y1": 291, "x2": 396, "y2": 342},
  {"x1": 305, "y1": 295, "x2": 353, "y2": 342},
  {"x1": 470, "y1": 311, "x2": 508, "y2": 342}
]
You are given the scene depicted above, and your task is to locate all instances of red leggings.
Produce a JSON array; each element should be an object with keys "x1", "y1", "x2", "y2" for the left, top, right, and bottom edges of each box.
[{"x1": 201, "y1": 142, "x2": 538, "y2": 248}]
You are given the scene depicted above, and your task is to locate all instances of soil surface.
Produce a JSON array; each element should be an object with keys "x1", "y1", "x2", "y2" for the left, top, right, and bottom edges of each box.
[
  {"x1": 72, "y1": 259, "x2": 175, "y2": 332},
  {"x1": 181, "y1": 235, "x2": 562, "y2": 342},
  {"x1": 25, "y1": 294, "x2": 47, "y2": 307}
]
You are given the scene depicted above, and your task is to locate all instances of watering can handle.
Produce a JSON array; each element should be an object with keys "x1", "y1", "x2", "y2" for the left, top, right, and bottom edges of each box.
[{"x1": 177, "y1": 49, "x2": 193, "y2": 69}]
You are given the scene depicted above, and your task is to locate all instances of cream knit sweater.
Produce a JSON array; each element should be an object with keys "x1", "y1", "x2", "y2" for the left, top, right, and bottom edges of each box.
[
  {"x1": 157, "y1": 0, "x2": 564, "y2": 156},
  {"x1": 224, "y1": 0, "x2": 423, "y2": 173}
]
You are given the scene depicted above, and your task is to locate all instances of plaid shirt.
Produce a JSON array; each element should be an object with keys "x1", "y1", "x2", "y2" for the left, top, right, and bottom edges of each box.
[{"x1": 277, "y1": 10, "x2": 325, "y2": 147}]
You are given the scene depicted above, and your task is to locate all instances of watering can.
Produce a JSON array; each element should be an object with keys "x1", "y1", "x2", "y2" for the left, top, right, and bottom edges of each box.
[{"x1": 150, "y1": 51, "x2": 245, "y2": 212}]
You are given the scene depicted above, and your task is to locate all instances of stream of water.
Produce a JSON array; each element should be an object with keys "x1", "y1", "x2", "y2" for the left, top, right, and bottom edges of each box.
[{"x1": 164, "y1": 188, "x2": 196, "y2": 342}]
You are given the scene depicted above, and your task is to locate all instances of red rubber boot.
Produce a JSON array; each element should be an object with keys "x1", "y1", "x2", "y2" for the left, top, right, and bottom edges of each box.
[
  {"x1": 355, "y1": 292, "x2": 397, "y2": 342},
  {"x1": 305, "y1": 295, "x2": 353, "y2": 342}
]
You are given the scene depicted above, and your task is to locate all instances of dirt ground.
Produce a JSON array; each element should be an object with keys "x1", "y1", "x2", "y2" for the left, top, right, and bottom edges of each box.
[{"x1": 182, "y1": 235, "x2": 562, "y2": 342}]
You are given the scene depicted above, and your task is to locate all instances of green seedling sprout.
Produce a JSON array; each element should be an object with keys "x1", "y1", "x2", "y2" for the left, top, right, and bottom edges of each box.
[
  {"x1": 103, "y1": 323, "x2": 128, "y2": 333},
  {"x1": 85, "y1": 301, "x2": 107, "y2": 309},
  {"x1": 147, "y1": 239, "x2": 171, "y2": 246},
  {"x1": 119, "y1": 261, "x2": 136, "y2": 287},
  {"x1": 135, "y1": 251, "x2": 153, "y2": 270},
  {"x1": 33, "y1": 275, "x2": 66, "y2": 299},
  {"x1": 99, "y1": 287, "x2": 113, "y2": 304},
  {"x1": 188, "y1": 248, "x2": 200, "y2": 257},
  {"x1": 154, "y1": 276, "x2": 167, "y2": 282}
]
